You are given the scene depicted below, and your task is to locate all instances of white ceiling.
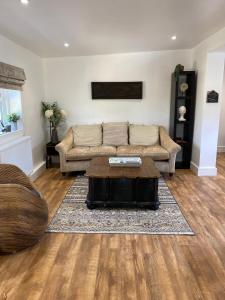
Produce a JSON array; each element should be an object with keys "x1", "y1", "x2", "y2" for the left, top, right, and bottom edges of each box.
[{"x1": 1, "y1": 0, "x2": 225, "y2": 57}]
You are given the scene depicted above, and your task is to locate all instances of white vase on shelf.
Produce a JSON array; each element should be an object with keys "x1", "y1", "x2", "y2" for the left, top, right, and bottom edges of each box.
[{"x1": 178, "y1": 106, "x2": 186, "y2": 121}]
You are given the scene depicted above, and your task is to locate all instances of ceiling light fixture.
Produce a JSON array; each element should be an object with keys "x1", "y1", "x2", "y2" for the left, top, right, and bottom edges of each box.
[
  {"x1": 20, "y1": 0, "x2": 30, "y2": 5},
  {"x1": 171, "y1": 35, "x2": 177, "y2": 40},
  {"x1": 64, "y1": 42, "x2": 70, "y2": 48}
]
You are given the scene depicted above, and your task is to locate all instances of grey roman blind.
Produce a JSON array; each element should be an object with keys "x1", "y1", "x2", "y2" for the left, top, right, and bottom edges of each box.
[{"x1": 0, "y1": 62, "x2": 26, "y2": 90}]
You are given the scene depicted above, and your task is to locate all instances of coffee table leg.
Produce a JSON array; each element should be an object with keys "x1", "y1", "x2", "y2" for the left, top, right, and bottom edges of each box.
[
  {"x1": 150, "y1": 203, "x2": 160, "y2": 210},
  {"x1": 86, "y1": 200, "x2": 96, "y2": 209},
  {"x1": 86, "y1": 188, "x2": 96, "y2": 209},
  {"x1": 149, "y1": 196, "x2": 160, "y2": 210}
]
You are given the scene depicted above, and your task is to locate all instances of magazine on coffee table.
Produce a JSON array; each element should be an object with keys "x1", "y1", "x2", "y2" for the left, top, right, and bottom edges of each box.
[{"x1": 109, "y1": 157, "x2": 142, "y2": 167}]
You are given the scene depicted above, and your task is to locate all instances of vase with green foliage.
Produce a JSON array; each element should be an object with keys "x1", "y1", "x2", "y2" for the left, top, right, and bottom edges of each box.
[
  {"x1": 41, "y1": 101, "x2": 66, "y2": 143},
  {"x1": 7, "y1": 113, "x2": 20, "y2": 131},
  {"x1": 174, "y1": 64, "x2": 184, "y2": 81}
]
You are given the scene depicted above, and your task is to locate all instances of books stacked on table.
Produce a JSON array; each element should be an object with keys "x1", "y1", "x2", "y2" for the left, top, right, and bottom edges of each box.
[{"x1": 109, "y1": 157, "x2": 142, "y2": 167}]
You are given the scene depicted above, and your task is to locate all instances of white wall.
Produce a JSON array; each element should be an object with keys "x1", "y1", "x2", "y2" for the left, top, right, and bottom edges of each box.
[
  {"x1": 191, "y1": 27, "x2": 225, "y2": 175},
  {"x1": 199, "y1": 53, "x2": 224, "y2": 174},
  {"x1": 218, "y1": 64, "x2": 225, "y2": 152},
  {"x1": 1, "y1": 26, "x2": 225, "y2": 177},
  {"x1": 0, "y1": 34, "x2": 45, "y2": 172},
  {"x1": 44, "y1": 50, "x2": 192, "y2": 138}
]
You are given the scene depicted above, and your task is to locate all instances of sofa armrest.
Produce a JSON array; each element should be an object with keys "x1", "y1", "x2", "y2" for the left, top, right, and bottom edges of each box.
[
  {"x1": 159, "y1": 126, "x2": 181, "y2": 155},
  {"x1": 55, "y1": 128, "x2": 73, "y2": 154}
]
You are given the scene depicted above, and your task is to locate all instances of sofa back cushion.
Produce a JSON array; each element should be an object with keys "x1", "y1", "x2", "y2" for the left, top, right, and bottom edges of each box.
[
  {"x1": 103, "y1": 122, "x2": 128, "y2": 146},
  {"x1": 72, "y1": 124, "x2": 102, "y2": 147},
  {"x1": 129, "y1": 124, "x2": 159, "y2": 146}
]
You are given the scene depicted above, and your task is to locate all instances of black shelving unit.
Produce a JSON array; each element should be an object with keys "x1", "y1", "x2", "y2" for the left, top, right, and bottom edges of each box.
[{"x1": 169, "y1": 71, "x2": 197, "y2": 169}]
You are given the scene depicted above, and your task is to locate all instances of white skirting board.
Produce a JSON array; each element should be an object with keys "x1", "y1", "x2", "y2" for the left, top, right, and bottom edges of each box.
[
  {"x1": 190, "y1": 161, "x2": 217, "y2": 176},
  {"x1": 30, "y1": 161, "x2": 46, "y2": 181},
  {"x1": 217, "y1": 146, "x2": 225, "y2": 152},
  {"x1": 0, "y1": 136, "x2": 33, "y2": 175}
]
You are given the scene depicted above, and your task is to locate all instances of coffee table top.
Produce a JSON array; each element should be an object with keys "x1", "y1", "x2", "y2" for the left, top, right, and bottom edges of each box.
[{"x1": 86, "y1": 157, "x2": 160, "y2": 179}]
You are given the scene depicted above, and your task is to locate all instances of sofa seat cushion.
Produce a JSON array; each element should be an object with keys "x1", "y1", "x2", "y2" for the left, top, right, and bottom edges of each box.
[
  {"x1": 66, "y1": 147, "x2": 91, "y2": 161},
  {"x1": 117, "y1": 145, "x2": 144, "y2": 156},
  {"x1": 129, "y1": 124, "x2": 159, "y2": 146},
  {"x1": 89, "y1": 146, "x2": 117, "y2": 156},
  {"x1": 143, "y1": 146, "x2": 169, "y2": 160},
  {"x1": 103, "y1": 122, "x2": 128, "y2": 146},
  {"x1": 66, "y1": 146, "x2": 116, "y2": 161},
  {"x1": 116, "y1": 145, "x2": 169, "y2": 161},
  {"x1": 72, "y1": 124, "x2": 102, "y2": 147}
]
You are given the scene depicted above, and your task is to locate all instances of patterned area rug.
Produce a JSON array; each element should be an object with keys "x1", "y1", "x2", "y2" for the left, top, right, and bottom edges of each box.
[{"x1": 47, "y1": 177, "x2": 194, "y2": 235}]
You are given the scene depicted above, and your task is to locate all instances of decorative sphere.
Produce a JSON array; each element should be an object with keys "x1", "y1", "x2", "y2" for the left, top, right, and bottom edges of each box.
[{"x1": 180, "y1": 83, "x2": 189, "y2": 92}]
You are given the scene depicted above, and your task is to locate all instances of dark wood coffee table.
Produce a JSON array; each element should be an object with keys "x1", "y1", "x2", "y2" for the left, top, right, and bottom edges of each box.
[{"x1": 85, "y1": 157, "x2": 160, "y2": 210}]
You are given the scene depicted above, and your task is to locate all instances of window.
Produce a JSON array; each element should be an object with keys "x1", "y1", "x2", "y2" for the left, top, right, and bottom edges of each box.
[{"x1": 0, "y1": 88, "x2": 23, "y2": 135}]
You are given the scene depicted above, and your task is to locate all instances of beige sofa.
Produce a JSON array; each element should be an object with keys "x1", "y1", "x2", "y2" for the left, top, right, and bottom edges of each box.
[{"x1": 56, "y1": 123, "x2": 181, "y2": 175}]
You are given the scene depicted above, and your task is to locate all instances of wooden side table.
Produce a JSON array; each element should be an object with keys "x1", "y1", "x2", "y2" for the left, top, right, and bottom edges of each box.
[{"x1": 46, "y1": 142, "x2": 59, "y2": 168}]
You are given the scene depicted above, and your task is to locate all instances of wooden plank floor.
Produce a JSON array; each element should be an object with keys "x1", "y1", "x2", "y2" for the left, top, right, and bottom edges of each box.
[{"x1": 0, "y1": 155, "x2": 225, "y2": 300}]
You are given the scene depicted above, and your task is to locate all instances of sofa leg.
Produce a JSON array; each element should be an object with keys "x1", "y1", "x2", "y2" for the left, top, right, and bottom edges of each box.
[
  {"x1": 62, "y1": 172, "x2": 66, "y2": 176},
  {"x1": 169, "y1": 173, "x2": 173, "y2": 177}
]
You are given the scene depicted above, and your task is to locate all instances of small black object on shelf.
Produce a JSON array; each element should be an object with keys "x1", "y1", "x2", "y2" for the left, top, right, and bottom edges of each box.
[{"x1": 169, "y1": 70, "x2": 197, "y2": 169}]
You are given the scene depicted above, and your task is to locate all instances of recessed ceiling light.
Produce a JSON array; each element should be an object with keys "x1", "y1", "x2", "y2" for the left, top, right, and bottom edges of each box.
[
  {"x1": 20, "y1": 0, "x2": 30, "y2": 5},
  {"x1": 64, "y1": 42, "x2": 70, "y2": 48},
  {"x1": 171, "y1": 35, "x2": 177, "y2": 40}
]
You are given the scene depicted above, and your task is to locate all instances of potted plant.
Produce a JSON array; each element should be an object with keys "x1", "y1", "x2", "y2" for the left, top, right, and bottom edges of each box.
[
  {"x1": 7, "y1": 113, "x2": 20, "y2": 131},
  {"x1": 42, "y1": 101, "x2": 66, "y2": 143}
]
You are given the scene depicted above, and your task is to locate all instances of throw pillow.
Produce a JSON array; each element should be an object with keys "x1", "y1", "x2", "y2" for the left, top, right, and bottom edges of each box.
[
  {"x1": 72, "y1": 124, "x2": 102, "y2": 147},
  {"x1": 103, "y1": 122, "x2": 128, "y2": 146},
  {"x1": 129, "y1": 124, "x2": 159, "y2": 146}
]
